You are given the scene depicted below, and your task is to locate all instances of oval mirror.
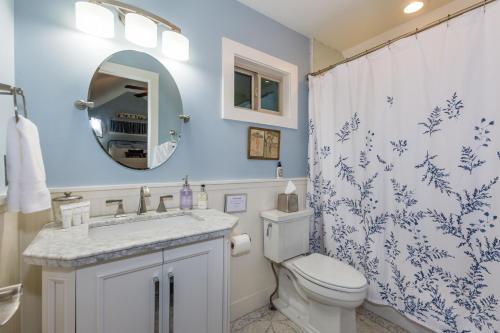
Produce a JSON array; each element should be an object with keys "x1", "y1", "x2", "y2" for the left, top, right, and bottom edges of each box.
[{"x1": 87, "y1": 50, "x2": 183, "y2": 170}]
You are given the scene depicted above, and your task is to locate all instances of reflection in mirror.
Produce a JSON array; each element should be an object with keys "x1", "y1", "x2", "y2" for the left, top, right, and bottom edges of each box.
[{"x1": 88, "y1": 50, "x2": 183, "y2": 170}]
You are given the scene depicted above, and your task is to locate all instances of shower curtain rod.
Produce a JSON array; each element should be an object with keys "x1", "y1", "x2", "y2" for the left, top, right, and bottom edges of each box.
[{"x1": 308, "y1": 0, "x2": 496, "y2": 78}]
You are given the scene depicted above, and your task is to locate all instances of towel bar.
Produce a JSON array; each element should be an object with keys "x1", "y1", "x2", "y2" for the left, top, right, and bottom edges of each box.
[{"x1": 0, "y1": 83, "x2": 28, "y2": 122}]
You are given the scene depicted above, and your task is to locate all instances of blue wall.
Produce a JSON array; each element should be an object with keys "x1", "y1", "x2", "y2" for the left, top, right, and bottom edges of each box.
[{"x1": 14, "y1": 0, "x2": 310, "y2": 187}]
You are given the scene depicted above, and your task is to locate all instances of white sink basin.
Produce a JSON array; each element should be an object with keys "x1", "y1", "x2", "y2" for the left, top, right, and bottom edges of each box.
[{"x1": 88, "y1": 214, "x2": 201, "y2": 240}]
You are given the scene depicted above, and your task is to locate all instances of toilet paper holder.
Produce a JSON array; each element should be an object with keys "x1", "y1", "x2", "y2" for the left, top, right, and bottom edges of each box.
[{"x1": 231, "y1": 233, "x2": 251, "y2": 249}]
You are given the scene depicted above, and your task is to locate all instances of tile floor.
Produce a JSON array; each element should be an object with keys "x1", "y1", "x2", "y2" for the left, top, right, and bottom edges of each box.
[{"x1": 231, "y1": 306, "x2": 409, "y2": 333}]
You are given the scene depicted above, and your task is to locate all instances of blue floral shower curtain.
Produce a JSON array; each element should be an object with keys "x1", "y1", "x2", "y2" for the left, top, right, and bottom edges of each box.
[{"x1": 307, "y1": 4, "x2": 500, "y2": 333}]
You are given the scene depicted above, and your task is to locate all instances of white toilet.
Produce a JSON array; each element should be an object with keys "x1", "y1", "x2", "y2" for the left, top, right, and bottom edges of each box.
[{"x1": 261, "y1": 209, "x2": 368, "y2": 333}]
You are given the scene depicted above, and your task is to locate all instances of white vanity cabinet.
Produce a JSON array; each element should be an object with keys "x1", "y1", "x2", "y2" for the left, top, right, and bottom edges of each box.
[
  {"x1": 75, "y1": 238, "x2": 224, "y2": 333},
  {"x1": 25, "y1": 209, "x2": 238, "y2": 333},
  {"x1": 42, "y1": 238, "x2": 228, "y2": 333}
]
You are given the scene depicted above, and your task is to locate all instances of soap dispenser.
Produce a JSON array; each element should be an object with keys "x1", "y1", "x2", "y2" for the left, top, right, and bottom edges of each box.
[
  {"x1": 180, "y1": 175, "x2": 193, "y2": 210},
  {"x1": 197, "y1": 184, "x2": 208, "y2": 209}
]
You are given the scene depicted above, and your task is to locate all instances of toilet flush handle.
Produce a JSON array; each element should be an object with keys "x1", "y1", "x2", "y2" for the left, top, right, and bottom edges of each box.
[{"x1": 266, "y1": 223, "x2": 272, "y2": 237}]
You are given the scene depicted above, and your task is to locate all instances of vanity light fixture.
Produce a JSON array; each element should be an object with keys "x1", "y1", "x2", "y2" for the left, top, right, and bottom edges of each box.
[
  {"x1": 75, "y1": 2, "x2": 114, "y2": 38},
  {"x1": 125, "y1": 13, "x2": 157, "y2": 48},
  {"x1": 162, "y1": 30, "x2": 189, "y2": 61},
  {"x1": 74, "y1": 0, "x2": 190, "y2": 61},
  {"x1": 404, "y1": 1, "x2": 425, "y2": 14}
]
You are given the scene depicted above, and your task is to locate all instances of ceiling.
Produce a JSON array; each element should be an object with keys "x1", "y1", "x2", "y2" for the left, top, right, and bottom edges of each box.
[{"x1": 237, "y1": 0, "x2": 456, "y2": 51}]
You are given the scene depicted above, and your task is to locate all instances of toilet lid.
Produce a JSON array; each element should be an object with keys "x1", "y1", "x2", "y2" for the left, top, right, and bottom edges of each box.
[{"x1": 292, "y1": 254, "x2": 367, "y2": 290}]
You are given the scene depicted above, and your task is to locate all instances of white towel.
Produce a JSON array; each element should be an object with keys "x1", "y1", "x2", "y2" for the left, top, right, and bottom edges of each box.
[
  {"x1": 6, "y1": 115, "x2": 51, "y2": 214},
  {"x1": 151, "y1": 141, "x2": 177, "y2": 168}
]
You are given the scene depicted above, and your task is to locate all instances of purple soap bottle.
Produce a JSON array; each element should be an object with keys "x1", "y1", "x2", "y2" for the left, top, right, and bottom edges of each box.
[{"x1": 180, "y1": 175, "x2": 193, "y2": 210}]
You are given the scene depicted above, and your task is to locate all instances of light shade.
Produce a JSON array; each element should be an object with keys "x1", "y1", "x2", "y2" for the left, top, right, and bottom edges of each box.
[
  {"x1": 404, "y1": 1, "x2": 424, "y2": 14},
  {"x1": 75, "y1": 2, "x2": 114, "y2": 38},
  {"x1": 125, "y1": 13, "x2": 158, "y2": 48},
  {"x1": 162, "y1": 31, "x2": 190, "y2": 61}
]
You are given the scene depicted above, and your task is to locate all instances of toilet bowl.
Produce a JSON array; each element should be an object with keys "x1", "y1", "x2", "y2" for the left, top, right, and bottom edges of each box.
[
  {"x1": 261, "y1": 209, "x2": 368, "y2": 333},
  {"x1": 276, "y1": 253, "x2": 367, "y2": 333}
]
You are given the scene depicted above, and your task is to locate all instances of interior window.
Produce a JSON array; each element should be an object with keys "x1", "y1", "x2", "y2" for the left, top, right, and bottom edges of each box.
[
  {"x1": 260, "y1": 77, "x2": 280, "y2": 112},
  {"x1": 234, "y1": 66, "x2": 281, "y2": 114},
  {"x1": 234, "y1": 70, "x2": 253, "y2": 109}
]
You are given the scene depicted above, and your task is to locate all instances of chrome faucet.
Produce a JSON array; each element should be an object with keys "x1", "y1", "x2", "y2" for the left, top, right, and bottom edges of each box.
[{"x1": 137, "y1": 186, "x2": 151, "y2": 215}]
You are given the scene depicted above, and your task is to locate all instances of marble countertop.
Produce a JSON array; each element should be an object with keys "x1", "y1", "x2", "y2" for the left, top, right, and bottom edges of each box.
[{"x1": 23, "y1": 209, "x2": 239, "y2": 268}]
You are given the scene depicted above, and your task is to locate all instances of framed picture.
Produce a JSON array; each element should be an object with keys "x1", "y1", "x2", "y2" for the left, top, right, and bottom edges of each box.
[
  {"x1": 247, "y1": 127, "x2": 281, "y2": 160},
  {"x1": 224, "y1": 193, "x2": 248, "y2": 213}
]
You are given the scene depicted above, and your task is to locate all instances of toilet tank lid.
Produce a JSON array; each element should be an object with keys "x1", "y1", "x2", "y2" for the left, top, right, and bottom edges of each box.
[{"x1": 261, "y1": 209, "x2": 313, "y2": 222}]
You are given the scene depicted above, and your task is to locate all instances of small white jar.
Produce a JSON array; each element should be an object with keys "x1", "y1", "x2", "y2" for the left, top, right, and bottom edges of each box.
[
  {"x1": 72, "y1": 207, "x2": 83, "y2": 226},
  {"x1": 61, "y1": 206, "x2": 73, "y2": 229}
]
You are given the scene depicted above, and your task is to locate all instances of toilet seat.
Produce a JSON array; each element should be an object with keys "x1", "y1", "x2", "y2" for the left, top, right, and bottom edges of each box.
[
  {"x1": 283, "y1": 254, "x2": 368, "y2": 308},
  {"x1": 287, "y1": 254, "x2": 367, "y2": 293}
]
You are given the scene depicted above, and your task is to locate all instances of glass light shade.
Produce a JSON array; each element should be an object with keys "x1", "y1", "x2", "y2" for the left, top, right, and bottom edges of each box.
[
  {"x1": 75, "y1": 2, "x2": 114, "y2": 38},
  {"x1": 404, "y1": 1, "x2": 424, "y2": 14},
  {"x1": 162, "y1": 31, "x2": 190, "y2": 61},
  {"x1": 125, "y1": 13, "x2": 158, "y2": 48}
]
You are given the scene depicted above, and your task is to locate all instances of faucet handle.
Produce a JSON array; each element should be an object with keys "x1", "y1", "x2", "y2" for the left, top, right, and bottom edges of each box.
[
  {"x1": 106, "y1": 199, "x2": 125, "y2": 217},
  {"x1": 157, "y1": 195, "x2": 174, "y2": 213}
]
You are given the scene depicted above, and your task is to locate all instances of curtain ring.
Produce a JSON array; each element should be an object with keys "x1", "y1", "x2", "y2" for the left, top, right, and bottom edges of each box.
[
  {"x1": 415, "y1": 28, "x2": 418, "y2": 39},
  {"x1": 484, "y1": 0, "x2": 487, "y2": 13},
  {"x1": 447, "y1": 14, "x2": 450, "y2": 27}
]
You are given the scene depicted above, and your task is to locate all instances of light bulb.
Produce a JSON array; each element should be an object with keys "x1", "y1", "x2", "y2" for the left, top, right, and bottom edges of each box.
[
  {"x1": 125, "y1": 13, "x2": 158, "y2": 48},
  {"x1": 404, "y1": 1, "x2": 425, "y2": 14},
  {"x1": 75, "y1": 2, "x2": 114, "y2": 38},
  {"x1": 162, "y1": 30, "x2": 190, "y2": 61}
]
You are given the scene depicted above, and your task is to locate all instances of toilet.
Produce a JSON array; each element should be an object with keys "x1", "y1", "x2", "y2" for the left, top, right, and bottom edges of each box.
[{"x1": 261, "y1": 209, "x2": 368, "y2": 333}]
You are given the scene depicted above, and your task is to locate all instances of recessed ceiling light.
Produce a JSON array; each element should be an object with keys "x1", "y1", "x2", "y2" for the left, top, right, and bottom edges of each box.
[{"x1": 404, "y1": 1, "x2": 425, "y2": 14}]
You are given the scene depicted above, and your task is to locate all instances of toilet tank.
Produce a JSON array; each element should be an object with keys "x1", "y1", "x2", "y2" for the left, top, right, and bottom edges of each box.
[{"x1": 261, "y1": 209, "x2": 313, "y2": 263}]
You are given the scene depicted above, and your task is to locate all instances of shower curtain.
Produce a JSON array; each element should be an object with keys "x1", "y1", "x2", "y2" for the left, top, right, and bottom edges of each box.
[{"x1": 307, "y1": 3, "x2": 500, "y2": 333}]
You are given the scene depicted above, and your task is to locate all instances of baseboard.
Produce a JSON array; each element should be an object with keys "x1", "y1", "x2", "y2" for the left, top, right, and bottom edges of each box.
[
  {"x1": 363, "y1": 302, "x2": 434, "y2": 333},
  {"x1": 230, "y1": 286, "x2": 274, "y2": 321}
]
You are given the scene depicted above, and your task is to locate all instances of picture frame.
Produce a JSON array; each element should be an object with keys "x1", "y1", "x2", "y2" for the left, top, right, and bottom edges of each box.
[
  {"x1": 224, "y1": 193, "x2": 248, "y2": 213},
  {"x1": 247, "y1": 127, "x2": 281, "y2": 160}
]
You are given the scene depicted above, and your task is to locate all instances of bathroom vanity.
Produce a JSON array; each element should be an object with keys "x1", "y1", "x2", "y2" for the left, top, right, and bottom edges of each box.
[{"x1": 23, "y1": 209, "x2": 238, "y2": 333}]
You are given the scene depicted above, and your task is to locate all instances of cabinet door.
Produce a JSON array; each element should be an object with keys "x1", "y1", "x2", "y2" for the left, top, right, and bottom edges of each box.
[
  {"x1": 163, "y1": 238, "x2": 223, "y2": 333},
  {"x1": 76, "y1": 251, "x2": 163, "y2": 333}
]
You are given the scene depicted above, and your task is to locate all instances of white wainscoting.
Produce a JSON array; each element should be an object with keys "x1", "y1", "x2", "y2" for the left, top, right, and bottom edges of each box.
[
  {"x1": 50, "y1": 177, "x2": 307, "y2": 321},
  {"x1": 8, "y1": 177, "x2": 307, "y2": 332}
]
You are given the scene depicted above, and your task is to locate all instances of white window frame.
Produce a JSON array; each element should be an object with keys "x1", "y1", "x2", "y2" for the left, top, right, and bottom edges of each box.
[{"x1": 222, "y1": 37, "x2": 298, "y2": 129}]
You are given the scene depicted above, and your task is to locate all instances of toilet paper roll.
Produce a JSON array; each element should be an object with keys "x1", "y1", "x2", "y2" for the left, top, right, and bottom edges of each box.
[{"x1": 231, "y1": 234, "x2": 251, "y2": 256}]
